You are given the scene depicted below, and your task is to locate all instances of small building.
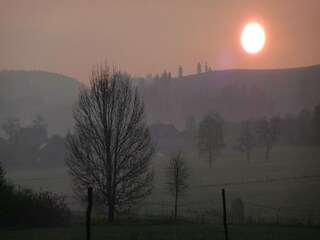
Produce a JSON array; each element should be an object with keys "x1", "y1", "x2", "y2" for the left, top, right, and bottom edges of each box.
[
  {"x1": 15, "y1": 127, "x2": 48, "y2": 149},
  {"x1": 150, "y1": 123, "x2": 186, "y2": 154},
  {"x1": 39, "y1": 135, "x2": 65, "y2": 166},
  {"x1": 7, "y1": 127, "x2": 48, "y2": 166}
]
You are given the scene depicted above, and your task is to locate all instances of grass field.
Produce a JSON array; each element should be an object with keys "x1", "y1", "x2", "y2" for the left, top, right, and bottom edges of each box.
[
  {"x1": 4, "y1": 145, "x2": 320, "y2": 225},
  {"x1": 1, "y1": 217, "x2": 320, "y2": 240}
]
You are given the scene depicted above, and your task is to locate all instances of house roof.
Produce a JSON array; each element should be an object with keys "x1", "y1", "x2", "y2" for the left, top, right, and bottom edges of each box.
[{"x1": 150, "y1": 123, "x2": 179, "y2": 138}]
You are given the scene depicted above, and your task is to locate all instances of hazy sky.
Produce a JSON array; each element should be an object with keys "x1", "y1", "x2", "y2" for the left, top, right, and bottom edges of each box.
[{"x1": 1, "y1": 0, "x2": 320, "y2": 83}]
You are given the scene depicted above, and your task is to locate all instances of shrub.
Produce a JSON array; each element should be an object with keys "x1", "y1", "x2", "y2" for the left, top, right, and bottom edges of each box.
[{"x1": 0, "y1": 162, "x2": 71, "y2": 227}]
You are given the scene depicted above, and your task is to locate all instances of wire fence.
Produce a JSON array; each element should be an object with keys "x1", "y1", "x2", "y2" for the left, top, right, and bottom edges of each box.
[
  {"x1": 64, "y1": 191, "x2": 320, "y2": 227},
  {"x1": 11, "y1": 173, "x2": 320, "y2": 227}
]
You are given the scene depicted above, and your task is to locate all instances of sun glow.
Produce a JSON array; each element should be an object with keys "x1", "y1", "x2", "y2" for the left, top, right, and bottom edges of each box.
[{"x1": 241, "y1": 22, "x2": 265, "y2": 54}]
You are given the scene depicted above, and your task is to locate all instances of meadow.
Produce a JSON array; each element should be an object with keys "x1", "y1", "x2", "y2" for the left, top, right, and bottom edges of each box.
[
  {"x1": 1, "y1": 217, "x2": 320, "y2": 240},
  {"x1": 2, "y1": 145, "x2": 320, "y2": 239}
]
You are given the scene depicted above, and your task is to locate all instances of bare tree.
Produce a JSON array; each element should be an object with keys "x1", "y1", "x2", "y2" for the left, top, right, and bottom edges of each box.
[
  {"x1": 66, "y1": 65, "x2": 155, "y2": 225},
  {"x1": 255, "y1": 115, "x2": 281, "y2": 162},
  {"x1": 165, "y1": 151, "x2": 190, "y2": 220},
  {"x1": 198, "y1": 115, "x2": 224, "y2": 167},
  {"x1": 237, "y1": 121, "x2": 256, "y2": 163}
]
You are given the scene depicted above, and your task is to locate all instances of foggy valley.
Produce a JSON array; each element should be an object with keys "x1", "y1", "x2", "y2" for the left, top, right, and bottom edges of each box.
[
  {"x1": 1, "y1": 1, "x2": 320, "y2": 240},
  {"x1": 1, "y1": 65, "x2": 320, "y2": 239}
]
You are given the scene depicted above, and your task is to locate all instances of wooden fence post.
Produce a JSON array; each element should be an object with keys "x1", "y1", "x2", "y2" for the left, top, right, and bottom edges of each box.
[
  {"x1": 222, "y1": 189, "x2": 228, "y2": 240},
  {"x1": 86, "y1": 187, "x2": 93, "y2": 240}
]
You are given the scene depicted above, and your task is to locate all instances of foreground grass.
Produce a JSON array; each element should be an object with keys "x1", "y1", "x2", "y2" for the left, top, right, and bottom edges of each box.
[{"x1": 1, "y1": 218, "x2": 320, "y2": 240}]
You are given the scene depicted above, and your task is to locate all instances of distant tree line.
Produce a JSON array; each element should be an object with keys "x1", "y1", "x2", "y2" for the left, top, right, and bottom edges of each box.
[
  {"x1": 196, "y1": 61, "x2": 212, "y2": 74},
  {"x1": 183, "y1": 104, "x2": 320, "y2": 165},
  {"x1": 139, "y1": 75, "x2": 275, "y2": 125},
  {"x1": 236, "y1": 115, "x2": 281, "y2": 162},
  {"x1": 280, "y1": 105, "x2": 320, "y2": 145}
]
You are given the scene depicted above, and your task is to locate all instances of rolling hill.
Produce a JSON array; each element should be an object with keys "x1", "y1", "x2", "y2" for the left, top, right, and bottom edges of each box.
[
  {"x1": 0, "y1": 70, "x2": 83, "y2": 137},
  {"x1": 143, "y1": 64, "x2": 320, "y2": 127},
  {"x1": 1, "y1": 65, "x2": 319, "y2": 136}
]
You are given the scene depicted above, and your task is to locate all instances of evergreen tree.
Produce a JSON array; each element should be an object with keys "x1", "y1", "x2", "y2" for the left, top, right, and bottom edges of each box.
[
  {"x1": 178, "y1": 65, "x2": 183, "y2": 77},
  {"x1": 197, "y1": 62, "x2": 202, "y2": 74},
  {"x1": 205, "y1": 61, "x2": 209, "y2": 72}
]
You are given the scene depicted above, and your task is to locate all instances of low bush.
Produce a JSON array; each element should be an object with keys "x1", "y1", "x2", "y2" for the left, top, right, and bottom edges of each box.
[{"x1": 0, "y1": 162, "x2": 71, "y2": 227}]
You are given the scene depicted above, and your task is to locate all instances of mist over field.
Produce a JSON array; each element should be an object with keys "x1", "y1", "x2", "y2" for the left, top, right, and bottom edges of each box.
[{"x1": 1, "y1": 65, "x2": 320, "y2": 235}]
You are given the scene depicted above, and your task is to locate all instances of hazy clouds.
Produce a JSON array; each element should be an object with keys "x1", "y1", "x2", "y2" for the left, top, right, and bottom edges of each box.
[{"x1": 0, "y1": 0, "x2": 319, "y2": 83}]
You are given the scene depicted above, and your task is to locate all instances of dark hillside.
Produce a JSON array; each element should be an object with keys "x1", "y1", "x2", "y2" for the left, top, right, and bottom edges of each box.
[
  {"x1": 143, "y1": 65, "x2": 320, "y2": 127},
  {"x1": 0, "y1": 70, "x2": 83, "y2": 136},
  {"x1": 1, "y1": 66, "x2": 319, "y2": 135}
]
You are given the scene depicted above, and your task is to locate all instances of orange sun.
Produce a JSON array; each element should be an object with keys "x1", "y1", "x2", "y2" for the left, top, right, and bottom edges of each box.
[{"x1": 241, "y1": 22, "x2": 265, "y2": 54}]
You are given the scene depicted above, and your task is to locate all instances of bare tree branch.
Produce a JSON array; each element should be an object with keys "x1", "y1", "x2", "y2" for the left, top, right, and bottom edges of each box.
[
  {"x1": 236, "y1": 121, "x2": 256, "y2": 163},
  {"x1": 65, "y1": 64, "x2": 155, "y2": 224},
  {"x1": 165, "y1": 150, "x2": 190, "y2": 220},
  {"x1": 198, "y1": 115, "x2": 224, "y2": 167},
  {"x1": 255, "y1": 115, "x2": 281, "y2": 162}
]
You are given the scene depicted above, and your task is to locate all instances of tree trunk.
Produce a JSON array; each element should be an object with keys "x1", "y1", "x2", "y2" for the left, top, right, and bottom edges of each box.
[
  {"x1": 266, "y1": 146, "x2": 269, "y2": 162},
  {"x1": 86, "y1": 187, "x2": 92, "y2": 240},
  {"x1": 209, "y1": 149, "x2": 212, "y2": 168},
  {"x1": 247, "y1": 151, "x2": 250, "y2": 164},
  {"x1": 108, "y1": 202, "x2": 115, "y2": 225},
  {"x1": 174, "y1": 189, "x2": 178, "y2": 220}
]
